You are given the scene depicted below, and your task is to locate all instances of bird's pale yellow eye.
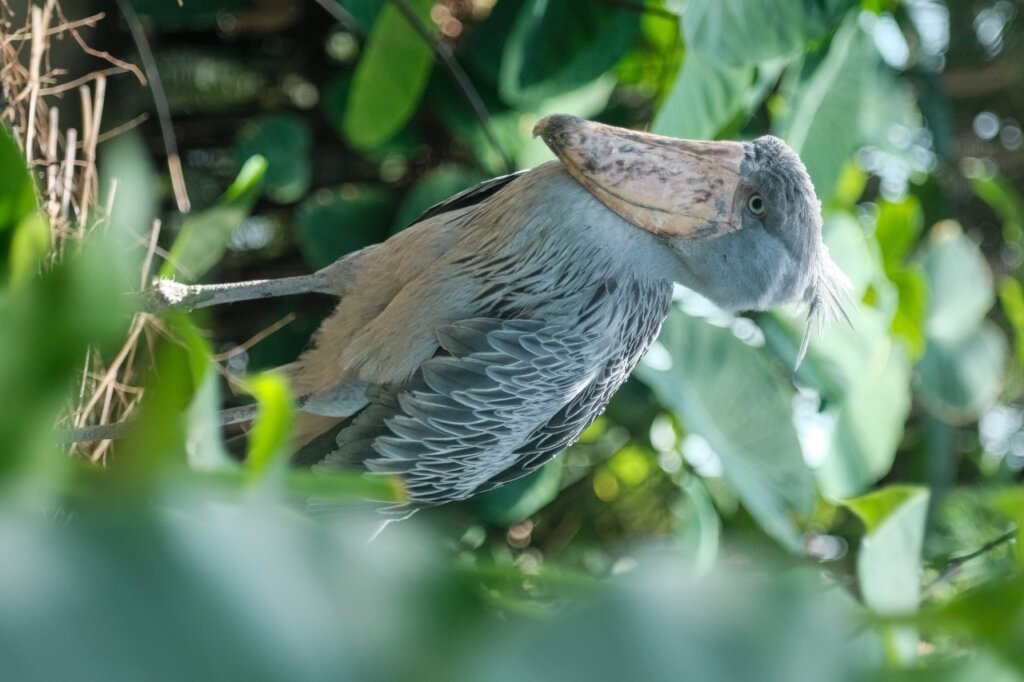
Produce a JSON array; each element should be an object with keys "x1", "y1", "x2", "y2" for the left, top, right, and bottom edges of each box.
[{"x1": 747, "y1": 193, "x2": 766, "y2": 216}]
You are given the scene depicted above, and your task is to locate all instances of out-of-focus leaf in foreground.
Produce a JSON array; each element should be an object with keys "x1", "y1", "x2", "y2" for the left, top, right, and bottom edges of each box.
[
  {"x1": 160, "y1": 155, "x2": 267, "y2": 283},
  {"x1": 847, "y1": 486, "x2": 929, "y2": 663}
]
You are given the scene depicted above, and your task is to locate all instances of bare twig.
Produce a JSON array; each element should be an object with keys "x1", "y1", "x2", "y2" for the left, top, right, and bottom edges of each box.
[
  {"x1": 925, "y1": 527, "x2": 1017, "y2": 593},
  {"x1": 116, "y1": 0, "x2": 190, "y2": 213},
  {"x1": 213, "y1": 313, "x2": 297, "y2": 362},
  {"x1": 388, "y1": 0, "x2": 513, "y2": 173}
]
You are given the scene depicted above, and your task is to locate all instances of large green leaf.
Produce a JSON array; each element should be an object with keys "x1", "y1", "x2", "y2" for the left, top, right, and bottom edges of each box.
[
  {"x1": 0, "y1": 233, "x2": 127, "y2": 490},
  {"x1": 683, "y1": 0, "x2": 853, "y2": 65},
  {"x1": 774, "y1": 15, "x2": 874, "y2": 205},
  {"x1": 0, "y1": 124, "x2": 40, "y2": 286},
  {"x1": 0, "y1": 125, "x2": 37, "y2": 234},
  {"x1": 242, "y1": 372, "x2": 294, "y2": 483},
  {"x1": 921, "y1": 224, "x2": 995, "y2": 337},
  {"x1": 160, "y1": 156, "x2": 267, "y2": 283},
  {"x1": 758, "y1": 213, "x2": 910, "y2": 499},
  {"x1": 847, "y1": 486, "x2": 929, "y2": 663},
  {"x1": 636, "y1": 310, "x2": 814, "y2": 551},
  {"x1": 294, "y1": 184, "x2": 394, "y2": 269},
  {"x1": 343, "y1": 0, "x2": 435, "y2": 150},
  {"x1": 499, "y1": 0, "x2": 641, "y2": 106},
  {"x1": 653, "y1": 53, "x2": 753, "y2": 140},
  {"x1": 915, "y1": 224, "x2": 1007, "y2": 423},
  {"x1": 475, "y1": 458, "x2": 565, "y2": 526},
  {"x1": 233, "y1": 114, "x2": 311, "y2": 204},
  {"x1": 916, "y1": 324, "x2": 1007, "y2": 424}
]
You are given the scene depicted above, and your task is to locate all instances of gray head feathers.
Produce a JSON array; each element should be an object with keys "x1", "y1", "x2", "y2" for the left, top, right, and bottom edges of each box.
[{"x1": 798, "y1": 243, "x2": 853, "y2": 367}]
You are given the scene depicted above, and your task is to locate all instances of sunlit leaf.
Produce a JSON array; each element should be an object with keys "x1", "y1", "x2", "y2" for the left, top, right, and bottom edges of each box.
[
  {"x1": 636, "y1": 309, "x2": 813, "y2": 551},
  {"x1": 242, "y1": 372, "x2": 294, "y2": 482},
  {"x1": 915, "y1": 223, "x2": 1007, "y2": 423},
  {"x1": 921, "y1": 223, "x2": 994, "y2": 337},
  {"x1": 998, "y1": 277, "x2": 1024, "y2": 366},
  {"x1": 683, "y1": 0, "x2": 853, "y2": 65},
  {"x1": 160, "y1": 156, "x2": 267, "y2": 282},
  {"x1": 0, "y1": 125, "x2": 37, "y2": 233},
  {"x1": 8, "y1": 214, "x2": 49, "y2": 287},
  {"x1": 653, "y1": 53, "x2": 753, "y2": 140},
  {"x1": 774, "y1": 15, "x2": 873, "y2": 205},
  {"x1": 0, "y1": 124, "x2": 39, "y2": 286},
  {"x1": 762, "y1": 279, "x2": 911, "y2": 499},
  {"x1": 343, "y1": 0, "x2": 435, "y2": 150},
  {"x1": 848, "y1": 486, "x2": 929, "y2": 663},
  {"x1": 916, "y1": 323, "x2": 1007, "y2": 424}
]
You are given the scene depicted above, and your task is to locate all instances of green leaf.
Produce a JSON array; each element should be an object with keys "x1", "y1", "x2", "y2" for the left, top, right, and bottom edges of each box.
[
  {"x1": 242, "y1": 372, "x2": 294, "y2": 482},
  {"x1": 774, "y1": 15, "x2": 873, "y2": 205},
  {"x1": 921, "y1": 223, "x2": 995, "y2": 338},
  {"x1": 160, "y1": 155, "x2": 267, "y2": 283},
  {"x1": 499, "y1": 0, "x2": 641, "y2": 106},
  {"x1": 0, "y1": 124, "x2": 39, "y2": 285},
  {"x1": 875, "y1": 198, "x2": 928, "y2": 358},
  {"x1": 636, "y1": 310, "x2": 814, "y2": 551},
  {"x1": 683, "y1": 0, "x2": 853, "y2": 65},
  {"x1": 876, "y1": 198, "x2": 924, "y2": 268},
  {"x1": 673, "y1": 476, "x2": 721, "y2": 574},
  {"x1": 475, "y1": 458, "x2": 564, "y2": 526},
  {"x1": 847, "y1": 486, "x2": 929, "y2": 663},
  {"x1": 121, "y1": 314, "x2": 211, "y2": 478},
  {"x1": 970, "y1": 171, "x2": 1024, "y2": 243},
  {"x1": 845, "y1": 485, "x2": 923, "y2": 533},
  {"x1": 8, "y1": 214, "x2": 50, "y2": 287},
  {"x1": 0, "y1": 125, "x2": 36, "y2": 232},
  {"x1": 284, "y1": 469, "x2": 406, "y2": 505},
  {"x1": 294, "y1": 184, "x2": 394, "y2": 269},
  {"x1": 915, "y1": 323, "x2": 1007, "y2": 424},
  {"x1": 653, "y1": 53, "x2": 753, "y2": 140},
  {"x1": 915, "y1": 223, "x2": 1007, "y2": 423},
  {"x1": 998, "y1": 277, "x2": 1024, "y2": 366},
  {"x1": 990, "y1": 488, "x2": 1024, "y2": 570},
  {"x1": 233, "y1": 114, "x2": 311, "y2": 204},
  {"x1": 0, "y1": 231, "x2": 127, "y2": 492},
  {"x1": 343, "y1": 0, "x2": 435, "y2": 150}
]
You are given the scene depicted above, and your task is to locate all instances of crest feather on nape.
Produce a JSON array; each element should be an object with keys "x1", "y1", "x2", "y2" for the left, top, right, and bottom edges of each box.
[{"x1": 796, "y1": 246, "x2": 853, "y2": 368}]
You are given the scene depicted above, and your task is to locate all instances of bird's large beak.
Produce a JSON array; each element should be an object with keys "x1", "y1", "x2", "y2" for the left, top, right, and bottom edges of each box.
[{"x1": 533, "y1": 114, "x2": 746, "y2": 240}]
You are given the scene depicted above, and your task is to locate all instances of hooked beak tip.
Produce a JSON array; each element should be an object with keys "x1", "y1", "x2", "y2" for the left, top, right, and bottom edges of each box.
[{"x1": 532, "y1": 114, "x2": 583, "y2": 141}]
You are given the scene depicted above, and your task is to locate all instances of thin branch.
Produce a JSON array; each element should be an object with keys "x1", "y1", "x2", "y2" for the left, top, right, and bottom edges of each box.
[
  {"x1": 38, "y1": 66, "x2": 129, "y2": 96},
  {"x1": 116, "y1": 0, "x2": 190, "y2": 213},
  {"x1": 308, "y1": 0, "x2": 361, "y2": 32},
  {"x1": 925, "y1": 527, "x2": 1018, "y2": 592},
  {"x1": 388, "y1": 0, "x2": 513, "y2": 173},
  {"x1": 213, "y1": 313, "x2": 297, "y2": 362}
]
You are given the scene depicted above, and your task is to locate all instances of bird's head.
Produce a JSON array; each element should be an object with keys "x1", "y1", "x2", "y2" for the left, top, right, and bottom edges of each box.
[{"x1": 533, "y1": 114, "x2": 851, "y2": 363}]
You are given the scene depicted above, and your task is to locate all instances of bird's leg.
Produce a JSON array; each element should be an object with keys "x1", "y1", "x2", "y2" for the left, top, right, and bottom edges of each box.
[{"x1": 146, "y1": 271, "x2": 334, "y2": 312}]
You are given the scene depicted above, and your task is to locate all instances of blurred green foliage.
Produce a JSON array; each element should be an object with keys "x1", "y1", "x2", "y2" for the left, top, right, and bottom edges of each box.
[{"x1": 2, "y1": 0, "x2": 1024, "y2": 679}]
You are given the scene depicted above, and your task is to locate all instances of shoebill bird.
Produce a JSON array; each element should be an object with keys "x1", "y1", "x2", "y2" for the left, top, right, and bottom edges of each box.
[{"x1": 145, "y1": 115, "x2": 850, "y2": 510}]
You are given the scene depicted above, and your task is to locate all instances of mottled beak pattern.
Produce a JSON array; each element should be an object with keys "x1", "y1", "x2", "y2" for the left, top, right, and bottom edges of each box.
[{"x1": 533, "y1": 114, "x2": 747, "y2": 240}]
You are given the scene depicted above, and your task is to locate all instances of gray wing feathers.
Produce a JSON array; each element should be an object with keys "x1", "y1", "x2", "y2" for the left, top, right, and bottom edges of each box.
[{"x1": 316, "y1": 317, "x2": 605, "y2": 506}]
